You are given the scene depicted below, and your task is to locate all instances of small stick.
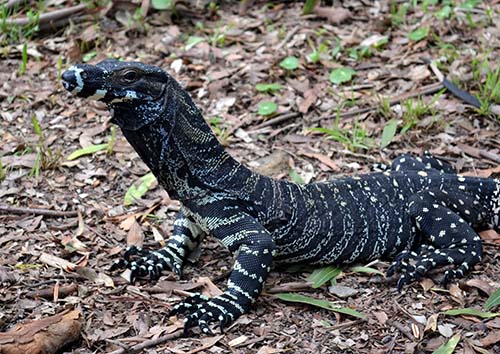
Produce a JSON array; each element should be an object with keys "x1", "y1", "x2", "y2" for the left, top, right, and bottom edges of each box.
[
  {"x1": 106, "y1": 330, "x2": 183, "y2": 354},
  {"x1": 3, "y1": 0, "x2": 29, "y2": 10},
  {"x1": 277, "y1": 27, "x2": 300, "y2": 51},
  {"x1": 386, "y1": 319, "x2": 414, "y2": 340},
  {"x1": 265, "y1": 282, "x2": 314, "y2": 294},
  {"x1": 254, "y1": 112, "x2": 301, "y2": 129},
  {"x1": 5, "y1": 3, "x2": 87, "y2": 26},
  {"x1": 0, "y1": 204, "x2": 79, "y2": 218},
  {"x1": 312, "y1": 82, "x2": 444, "y2": 123}
]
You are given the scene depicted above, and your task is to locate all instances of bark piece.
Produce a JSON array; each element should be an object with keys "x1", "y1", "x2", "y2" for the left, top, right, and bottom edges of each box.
[{"x1": 0, "y1": 309, "x2": 82, "y2": 354}]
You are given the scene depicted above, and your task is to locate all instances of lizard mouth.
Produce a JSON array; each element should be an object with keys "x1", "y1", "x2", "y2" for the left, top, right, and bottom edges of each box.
[{"x1": 61, "y1": 67, "x2": 83, "y2": 94}]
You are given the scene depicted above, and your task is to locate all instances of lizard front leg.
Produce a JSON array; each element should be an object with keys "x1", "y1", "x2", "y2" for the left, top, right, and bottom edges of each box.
[
  {"x1": 170, "y1": 210, "x2": 275, "y2": 334},
  {"x1": 112, "y1": 207, "x2": 204, "y2": 281}
]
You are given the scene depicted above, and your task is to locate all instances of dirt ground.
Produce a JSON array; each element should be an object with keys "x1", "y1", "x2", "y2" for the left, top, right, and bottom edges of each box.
[{"x1": 1, "y1": 1, "x2": 500, "y2": 353}]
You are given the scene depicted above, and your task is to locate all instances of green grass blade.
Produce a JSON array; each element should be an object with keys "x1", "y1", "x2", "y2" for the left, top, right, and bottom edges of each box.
[
  {"x1": 485, "y1": 288, "x2": 500, "y2": 311},
  {"x1": 275, "y1": 293, "x2": 365, "y2": 319},
  {"x1": 443, "y1": 308, "x2": 500, "y2": 319},
  {"x1": 380, "y1": 119, "x2": 398, "y2": 148},
  {"x1": 308, "y1": 266, "x2": 342, "y2": 288},
  {"x1": 432, "y1": 334, "x2": 460, "y2": 354},
  {"x1": 67, "y1": 143, "x2": 109, "y2": 160},
  {"x1": 124, "y1": 172, "x2": 157, "y2": 206}
]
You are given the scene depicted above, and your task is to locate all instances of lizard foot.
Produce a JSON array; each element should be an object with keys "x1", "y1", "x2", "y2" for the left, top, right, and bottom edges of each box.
[
  {"x1": 110, "y1": 245, "x2": 183, "y2": 282},
  {"x1": 170, "y1": 293, "x2": 243, "y2": 335}
]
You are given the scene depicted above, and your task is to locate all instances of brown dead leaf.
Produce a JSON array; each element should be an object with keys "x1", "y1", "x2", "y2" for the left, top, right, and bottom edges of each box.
[
  {"x1": 228, "y1": 335, "x2": 248, "y2": 347},
  {"x1": 197, "y1": 276, "x2": 223, "y2": 297},
  {"x1": 257, "y1": 346, "x2": 285, "y2": 354},
  {"x1": 419, "y1": 278, "x2": 435, "y2": 291},
  {"x1": 313, "y1": 6, "x2": 352, "y2": 24},
  {"x1": 480, "y1": 229, "x2": 500, "y2": 242},
  {"x1": 298, "y1": 89, "x2": 317, "y2": 113},
  {"x1": 39, "y1": 252, "x2": 78, "y2": 272},
  {"x1": 120, "y1": 214, "x2": 139, "y2": 230},
  {"x1": 424, "y1": 313, "x2": 438, "y2": 333},
  {"x1": 481, "y1": 330, "x2": 500, "y2": 347},
  {"x1": 299, "y1": 151, "x2": 339, "y2": 171},
  {"x1": 373, "y1": 311, "x2": 388, "y2": 325},
  {"x1": 464, "y1": 279, "x2": 496, "y2": 296},
  {"x1": 449, "y1": 284, "x2": 465, "y2": 305},
  {"x1": 126, "y1": 218, "x2": 144, "y2": 248}
]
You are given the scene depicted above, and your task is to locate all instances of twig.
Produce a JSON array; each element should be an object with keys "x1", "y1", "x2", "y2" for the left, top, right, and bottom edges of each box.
[
  {"x1": 254, "y1": 112, "x2": 301, "y2": 129},
  {"x1": 386, "y1": 332, "x2": 398, "y2": 354},
  {"x1": 277, "y1": 27, "x2": 300, "y2": 51},
  {"x1": 479, "y1": 150, "x2": 500, "y2": 164},
  {"x1": 5, "y1": 3, "x2": 87, "y2": 26},
  {"x1": 386, "y1": 319, "x2": 414, "y2": 340},
  {"x1": 312, "y1": 82, "x2": 444, "y2": 123},
  {"x1": 0, "y1": 204, "x2": 79, "y2": 218},
  {"x1": 265, "y1": 281, "x2": 314, "y2": 294},
  {"x1": 323, "y1": 319, "x2": 365, "y2": 331},
  {"x1": 3, "y1": 0, "x2": 29, "y2": 10},
  {"x1": 106, "y1": 330, "x2": 183, "y2": 354}
]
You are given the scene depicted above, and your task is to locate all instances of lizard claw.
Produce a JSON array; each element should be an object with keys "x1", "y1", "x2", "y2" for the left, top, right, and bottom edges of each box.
[
  {"x1": 111, "y1": 245, "x2": 184, "y2": 283},
  {"x1": 170, "y1": 293, "x2": 244, "y2": 335}
]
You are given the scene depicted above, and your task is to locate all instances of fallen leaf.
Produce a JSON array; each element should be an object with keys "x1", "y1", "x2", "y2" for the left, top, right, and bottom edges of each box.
[
  {"x1": 313, "y1": 6, "x2": 352, "y2": 24},
  {"x1": 126, "y1": 218, "x2": 144, "y2": 248}
]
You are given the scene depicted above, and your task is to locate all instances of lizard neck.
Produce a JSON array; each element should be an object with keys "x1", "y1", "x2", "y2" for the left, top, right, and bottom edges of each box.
[{"x1": 113, "y1": 79, "x2": 265, "y2": 202}]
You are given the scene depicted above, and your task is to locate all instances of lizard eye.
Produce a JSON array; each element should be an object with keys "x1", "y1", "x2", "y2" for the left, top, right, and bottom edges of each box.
[{"x1": 122, "y1": 70, "x2": 139, "y2": 83}]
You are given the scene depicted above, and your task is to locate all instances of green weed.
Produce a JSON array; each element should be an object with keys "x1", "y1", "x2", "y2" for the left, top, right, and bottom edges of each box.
[
  {"x1": 0, "y1": 160, "x2": 5, "y2": 181},
  {"x1": 390, "y1": 1, "x2": 409, "y2": 27},
  {"x1": 29, "y1": 115, "x2": 61, "y2": 177},
  {"x1": 107, "y1": 126, "x2": 117, "y2": 154},
  {"x1": 311, "y1": 114, "x2": 374, "y2": 151},
  {"x1": 401, "y1": 95, "x2": 439, "y2": 133},
  {"x1": 210, "y1": 25, "x2": 228, "y2": 48},
  {"x1": 18, "y1": 42, "x2": 27, "y2": 75},
  {"x1": 0, "y1": 6, "x2": 40, "y2": 46},
  {"x1": 209, "y1": 116, "x2": 231, "y2": 146},
  {"x1": 471, "y1": 59, "x2": 500, "y2": 117}
]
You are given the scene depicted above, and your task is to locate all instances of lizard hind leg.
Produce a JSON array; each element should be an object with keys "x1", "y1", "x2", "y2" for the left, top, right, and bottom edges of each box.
[{"x1": 392, "y1": 189, "x2": 483, "y2": 290}]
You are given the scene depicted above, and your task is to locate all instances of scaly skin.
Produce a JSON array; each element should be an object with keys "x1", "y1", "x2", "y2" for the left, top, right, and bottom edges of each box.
[{"x1": 62, "y1": 60, "x2": 500, "y2": 334}]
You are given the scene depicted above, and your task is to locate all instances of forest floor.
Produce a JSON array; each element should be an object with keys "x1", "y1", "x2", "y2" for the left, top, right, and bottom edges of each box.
[{"x1": 1, "y1": 1, "x2": 500, "y2": 353}]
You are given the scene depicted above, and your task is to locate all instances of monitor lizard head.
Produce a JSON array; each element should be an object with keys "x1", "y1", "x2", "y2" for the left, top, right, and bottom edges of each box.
[{"x1": 62, "y1": 59, "x2": 174, "y2": 130}]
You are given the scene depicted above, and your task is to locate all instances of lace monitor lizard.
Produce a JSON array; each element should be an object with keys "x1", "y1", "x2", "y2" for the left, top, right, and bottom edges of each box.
[{"x1": 62, "y1": 60, "x2": 500, "y2": 334}]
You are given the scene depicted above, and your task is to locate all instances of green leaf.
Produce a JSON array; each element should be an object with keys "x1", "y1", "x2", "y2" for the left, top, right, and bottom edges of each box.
[
  {"x1": 408, "y1": 27, "x2": 429, "y2": 42},
  {"x1": 349, "y1": 266, "x2": 385, "y2": 277},
  {"x1": 152, "y1": 0, "x2": 172, "y2": 10},
  {"x1": 82, "y1": 51, "x2": 97, "y2": 63},
  {"x1": 308, "y1": 266, "x2": 342, "y2": 288},
  {"x1": 67, "y1": 143, "x2": 109, "y2": 160},
  {"x1": 432, "y1": 334, "x2": 460, "y2": 354},
  {"x1": 124, "y1": 172, "x2": 157, "y2": 206},
  {"x1": 255, "y1": 83, "x2": 283, "y2": 93},
  {"x1": 329, "y1": 67, "x2": 356, "y2": 85},
  {"x1": 436, "y1": 5, "x2": 452, "y2": 20},
  {"x1": 289, "y1": 169, "x2": 304, "y2": 184},
  {"x1": 185, "y1": 36, "x2": 205, "y2": 51},
  {"x1": 279, "y1": 56, "x2": 299, "y2": 71},
  {"x1": 257, "y1": 101, "x2": 278, "y2": 116},
  {"x1": 485, "y1": 288, "x2": 500, "y2": 310},
  {"x1": 302, "y1": 0, "x2": 319, "y2": 14},
  {"x1": 275, "y1": 293, "x2": 366, "y2": 319},
  {"x1": 380, "y1": 119, "x2": 398, "y2": 148},
  {"x1": 443, "y1": 308, "x2": 500, "y2": 319},
  {"x1": 31, "y1": 115, "x2": 42, "y2": 138}
]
